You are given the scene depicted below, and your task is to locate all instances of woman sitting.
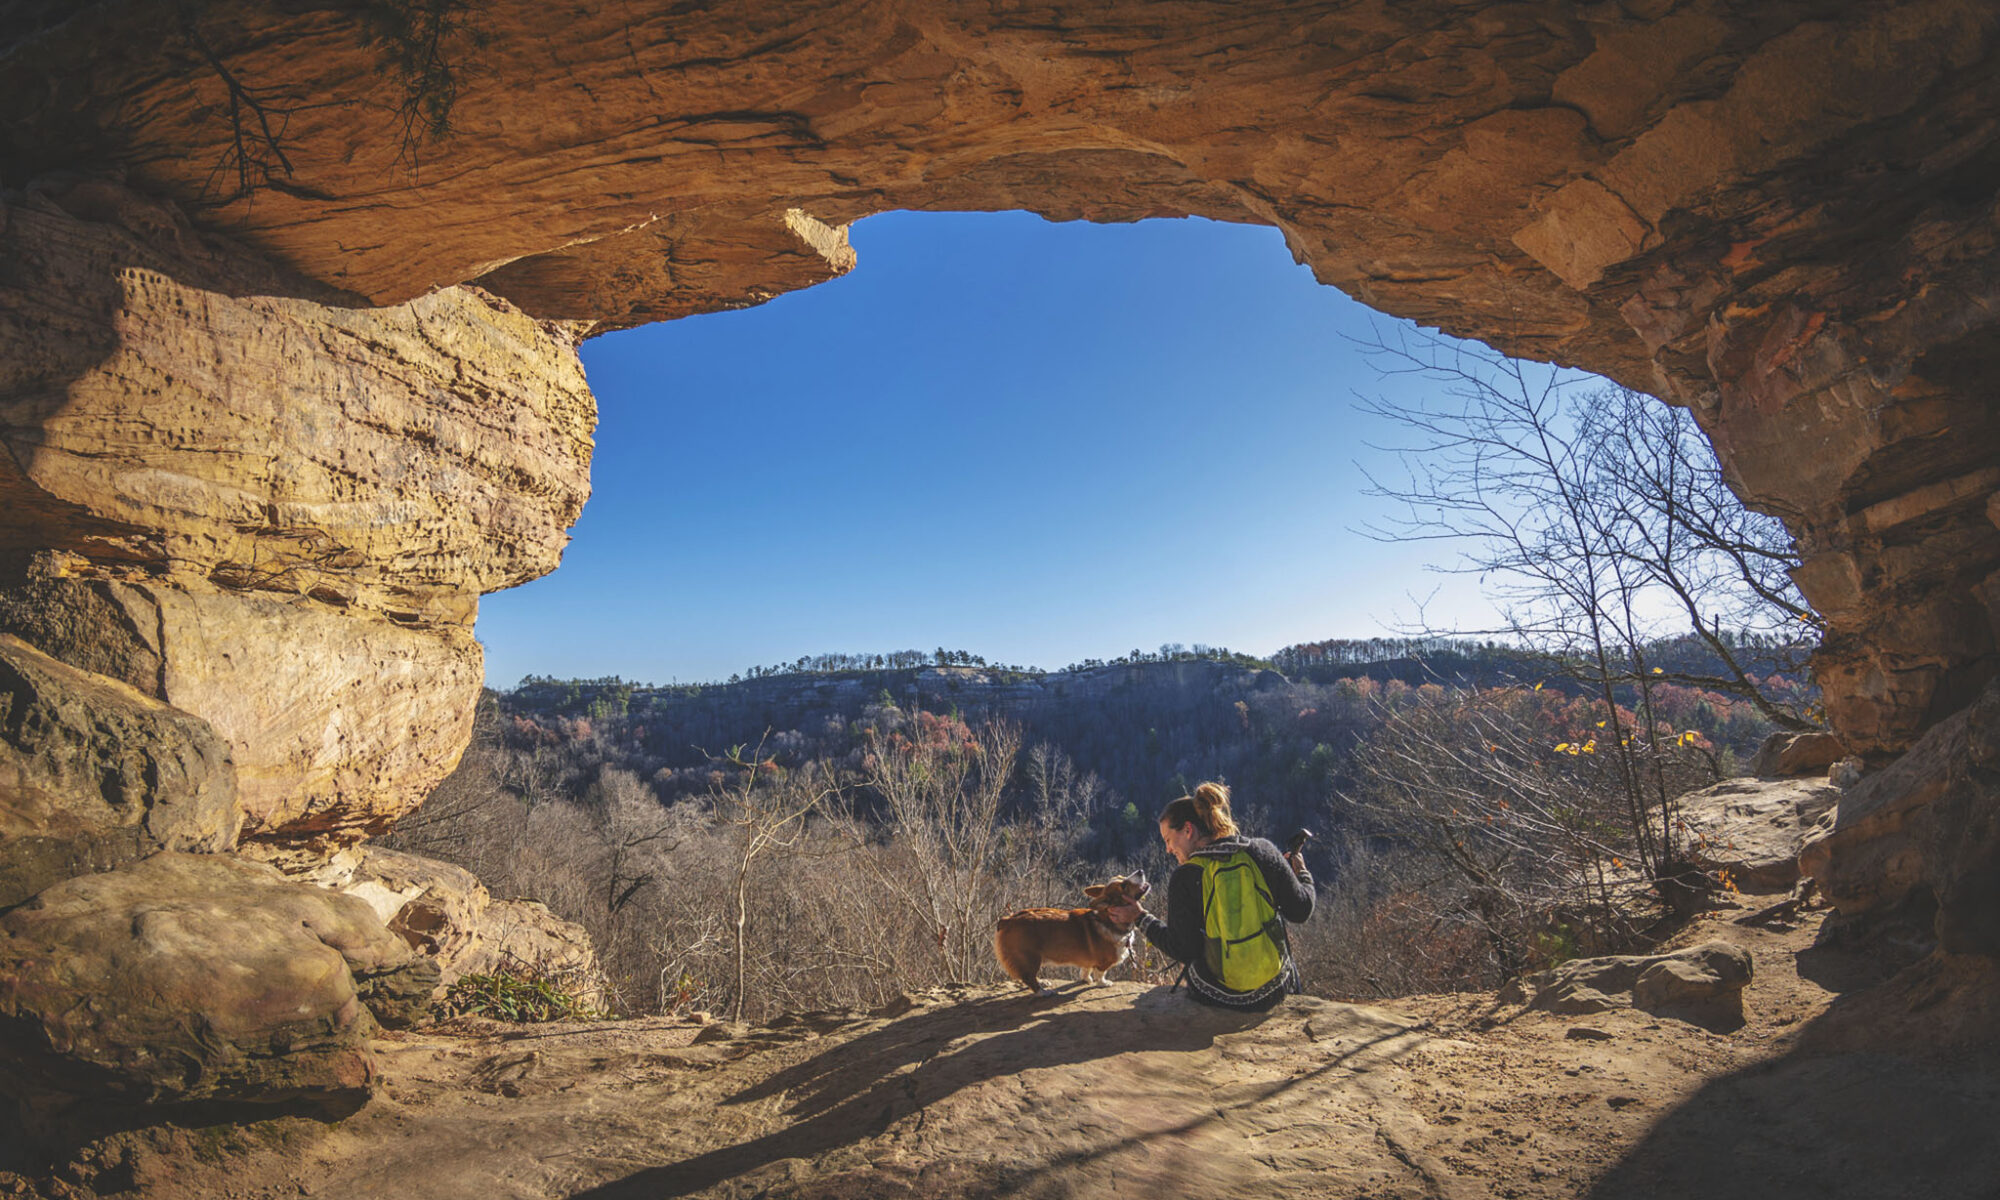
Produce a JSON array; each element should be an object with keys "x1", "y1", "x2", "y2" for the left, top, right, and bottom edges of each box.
[{"x1": 1112, "y1": 781, "x2": 1313, "y2": 1010}]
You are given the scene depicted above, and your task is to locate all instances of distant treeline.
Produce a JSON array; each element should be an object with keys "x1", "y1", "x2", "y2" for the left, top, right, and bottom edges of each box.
[
  {"x1": 474, "y1": 634, "x2": 1808, "y2": 869},
  {"x1": 512, "y1": 642, "x2": 1276, "y2": 716},
  {"x1": 511, "y1": 632, "x2": 1811, "y2": 727}
]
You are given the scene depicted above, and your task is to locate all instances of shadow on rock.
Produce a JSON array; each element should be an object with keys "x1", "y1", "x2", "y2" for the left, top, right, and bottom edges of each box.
[
  {"x1": 1586, "y1": 954, "x2": 2000, "y2": 1200},
  {"x1": 570, "y1": 987, "x2": 1282, "y2": 1200}
]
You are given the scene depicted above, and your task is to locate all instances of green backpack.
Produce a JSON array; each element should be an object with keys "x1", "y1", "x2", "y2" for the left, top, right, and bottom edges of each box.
[{"x1": 1197, "y1": 850, "x2": 1288, "y2": 992}]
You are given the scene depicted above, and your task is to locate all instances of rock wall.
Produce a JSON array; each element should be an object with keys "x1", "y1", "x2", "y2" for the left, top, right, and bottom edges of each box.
[
  {"x1": 0, "y1": 180, "x2": 595, "y2": 853},
  {"x1": 0, "y1": 634, "x2": 240, "y2": 908},
  {"x1": 3, "y1": 0, "x2": 1995, "y2": 765}
]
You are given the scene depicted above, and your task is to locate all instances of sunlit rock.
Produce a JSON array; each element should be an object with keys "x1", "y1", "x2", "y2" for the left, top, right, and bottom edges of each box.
[{"x1": 0, "y1": 852, "x2": 438, "y2": 1146}]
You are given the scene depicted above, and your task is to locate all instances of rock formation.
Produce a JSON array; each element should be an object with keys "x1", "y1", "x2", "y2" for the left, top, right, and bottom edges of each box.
[
  {"x1": 1676, "y1": 774, "x2": 1840, "y2": 893},
  {"x1": 3, "y1": 1, "x2": 1995, "y2": 768},
  {"x1": 1802, "y1": 678, "x2": 2000, "y2": 956},
  {"x1": 0, "y1": 178, "x2": 594, "y2": 854},
  {"x1": 0, "y1": 852, "x2": 437, "y2": 1145},
  {"x1": 0, "y1": 635, "x2": 240, "y2": 908},
  {"x1": 1501, "y1": 940, "x2": 1755, "y2": 1018},
  {"x1": 324, "y1": 845, "x2": 607, "y2": 1008},
  {"x1": 0, "y1": 0, "x2": 1998, "y2": 1150}
]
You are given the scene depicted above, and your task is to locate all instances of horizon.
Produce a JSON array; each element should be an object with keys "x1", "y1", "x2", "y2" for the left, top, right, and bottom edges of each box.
[{"x1": 499, "y1": 631, "x2": 1528, "y2": 690}]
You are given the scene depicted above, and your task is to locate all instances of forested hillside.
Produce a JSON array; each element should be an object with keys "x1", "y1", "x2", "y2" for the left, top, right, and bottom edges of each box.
[
  {"x1": 385, "y1": 641, "x2": 1807, "y2": 1015},
  {"x1": 459, "y1": 643, "x2": 1793, "y2": 854}
]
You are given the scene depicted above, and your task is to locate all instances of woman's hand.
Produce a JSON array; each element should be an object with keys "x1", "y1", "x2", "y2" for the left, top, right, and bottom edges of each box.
[{"x1": 1285, "y1": 851, "x2": 1306, "y2": 876}]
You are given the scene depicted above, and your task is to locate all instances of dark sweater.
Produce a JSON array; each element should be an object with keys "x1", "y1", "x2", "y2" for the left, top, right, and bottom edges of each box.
[{"x1": 1139, "y1": 834, "x2": 1314, "y2": 1009}]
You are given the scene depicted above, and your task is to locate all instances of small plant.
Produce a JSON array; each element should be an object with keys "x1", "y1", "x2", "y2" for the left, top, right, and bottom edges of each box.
[
  {"x1": 1530, "y1": 924, "x2": 1580, "y2": 970},
  {"x1": 435, "y1": 966, "x2": 603, "y2": 1023}
]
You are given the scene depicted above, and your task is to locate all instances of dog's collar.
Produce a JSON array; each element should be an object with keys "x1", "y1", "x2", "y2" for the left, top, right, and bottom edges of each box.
[{"x1": 1091, "y1": 910, "x2": 1138, "y2": 938}]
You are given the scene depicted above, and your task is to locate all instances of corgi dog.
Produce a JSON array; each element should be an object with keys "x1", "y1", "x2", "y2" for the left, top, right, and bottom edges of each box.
[{"x1": 993, "y1": 874, "x2": 1149, "y2": 994}]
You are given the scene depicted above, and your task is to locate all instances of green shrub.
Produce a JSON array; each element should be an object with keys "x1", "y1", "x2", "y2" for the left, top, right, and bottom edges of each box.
[{"x1": 435, "y1": 968, "x2": 602, "y2": 1023}]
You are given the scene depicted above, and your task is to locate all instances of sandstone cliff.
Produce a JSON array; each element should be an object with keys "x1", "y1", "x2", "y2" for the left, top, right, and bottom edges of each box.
[
  {"x1": 2, "y1": 0, "x2": 2000, "y2": 1160},
  {"x1": 3, "y1": 0, "x2": 1995, "y2": 763}
]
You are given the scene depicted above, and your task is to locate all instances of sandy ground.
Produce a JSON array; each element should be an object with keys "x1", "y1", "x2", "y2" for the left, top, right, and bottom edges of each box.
[{"x1": 8, "y1": 909, "x2": 1999, "y2": 1200}]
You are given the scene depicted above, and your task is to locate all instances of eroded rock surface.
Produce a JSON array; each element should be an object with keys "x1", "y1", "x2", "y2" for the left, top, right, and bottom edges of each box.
[
  {"x1": 1678, "y1": 775, "x2": 1840, "y2": 894},
  {"x1": 0, "y1": 853, "x2": 438, "y2": 1146},
  {"x1": 0, "y1": 180, "x2": 594, "y2": 611},
  {"x1": 327, "y1": 846, "x2": 606, "y2": 1005},
  {"x1": 1801, "y1": 679, "x2": 2000, "y2": 955},
  {"x1": 0, "y1": 180, "x2": 594, "y2": 850},
  {"x1": 1503, "y1": 941, "x2": 1754, "y2": 1018},
  {"x1": 0, "y1": 635, "x2": 240, "y2": 908}
]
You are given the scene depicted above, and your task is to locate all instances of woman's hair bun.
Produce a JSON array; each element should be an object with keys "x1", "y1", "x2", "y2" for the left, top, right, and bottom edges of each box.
[{"x1": 1191, "y1": 781, "x2": 1238, "y2": 837}]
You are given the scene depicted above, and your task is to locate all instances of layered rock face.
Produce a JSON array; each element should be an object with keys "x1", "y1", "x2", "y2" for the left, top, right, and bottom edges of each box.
[
  {"x1": 0, "y1": 634, "x2": 240, "y2": 908},
  {"x1": 0, "y1": 180, "x2": 595, "y2": 853}
]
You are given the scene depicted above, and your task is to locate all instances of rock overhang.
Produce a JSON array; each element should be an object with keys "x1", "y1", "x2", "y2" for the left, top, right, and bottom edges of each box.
[{"x1": 0, "y1": 0, "x2": 1996, "y2": 818}]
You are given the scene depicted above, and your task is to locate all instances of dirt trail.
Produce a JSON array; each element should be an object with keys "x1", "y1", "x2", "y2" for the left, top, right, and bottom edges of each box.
[{"x1": 23, "y1": 914, "x2": 2000, "y2": 1200}]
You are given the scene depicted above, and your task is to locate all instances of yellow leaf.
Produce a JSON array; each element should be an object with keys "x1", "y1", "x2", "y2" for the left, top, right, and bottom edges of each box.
[
  {"x1": 1595, "y1": 720, "x2": 1606, "y2": 728},
  {"x1": 1534, "y1": 682, "x2": 1544, "y2": 691},
  {"x1": 1652, "y1": 667, "x2": 1664, "y2": 675},
  {"x1": 1555, "y1": 743, "x2": 1570, "y2": 753}
]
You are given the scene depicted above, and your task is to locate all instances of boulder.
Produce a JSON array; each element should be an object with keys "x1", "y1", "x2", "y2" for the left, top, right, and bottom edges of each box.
[
  {"x1": 1505, "y1": 941, "x2": 1753, "y2": 1018},
  {"x1": 0, "y1": 635, "x2": 240, "y2": 908},
  {"x1": 0, "y1": 853, "x2": 438, "y2": 1144},
  {"x1": 329, "y1": 846, "x2": 605, "y2": 1008},
  {"x1": 1676, "y1": 776, "x2": 1841, "y2": 894},
  {"x1": 1631, "y1": 946, "x2": 1755, "y2": 1010},
  {"x1": 1748, "y1": 731, "x2": 1848, "y2": 779}
]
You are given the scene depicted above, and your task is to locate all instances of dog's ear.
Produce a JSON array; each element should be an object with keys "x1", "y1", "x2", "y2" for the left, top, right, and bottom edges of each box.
[{"x1": 1083, "y1": 885, "x2": 1107, "y2": 900}]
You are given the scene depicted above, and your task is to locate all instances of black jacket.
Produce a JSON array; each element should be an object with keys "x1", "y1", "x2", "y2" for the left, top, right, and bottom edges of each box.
[{"x1": 1139, "y1": 834, "x2": 1313, "y2": 1009}]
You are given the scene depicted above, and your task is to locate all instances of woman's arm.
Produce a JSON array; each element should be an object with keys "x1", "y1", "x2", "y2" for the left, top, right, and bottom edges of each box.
[
  {"x1": 1249, "y1": 838, "x2": 1315, "y2": 923},
  {"x1": 1139, "y1": 862, "x2": 1206, "y2": 964}
]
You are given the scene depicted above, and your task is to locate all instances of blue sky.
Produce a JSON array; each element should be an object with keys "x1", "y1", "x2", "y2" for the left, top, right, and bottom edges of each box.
[{"x1": 477, "y1": 211, "x2": 1542, "y2": 688}]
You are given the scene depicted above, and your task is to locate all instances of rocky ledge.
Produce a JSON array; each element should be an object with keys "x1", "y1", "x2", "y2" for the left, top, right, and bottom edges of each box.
[{"x1": 5, "y1": 915, "x2": 1996, "y2": 1200}]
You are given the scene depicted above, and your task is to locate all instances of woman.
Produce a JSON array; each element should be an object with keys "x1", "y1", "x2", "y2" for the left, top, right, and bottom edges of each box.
[{"x1": 1111, "y1": 781, "x2": 1313, "y2": 1010}]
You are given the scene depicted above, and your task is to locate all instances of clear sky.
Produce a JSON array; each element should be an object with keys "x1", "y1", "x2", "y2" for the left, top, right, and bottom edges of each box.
[{"x1": 476, "y1": 210, "x2": 1556, "y2": 688}]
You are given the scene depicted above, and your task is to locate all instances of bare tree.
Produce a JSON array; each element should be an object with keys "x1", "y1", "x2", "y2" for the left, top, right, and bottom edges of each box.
[
  {"x1": 851, "y1": 717, "x2": 1021, "y2": 984},
  {"x1": 1358, "y1": 329, "x2": 1818, "y2": 889},
  {"x1": 709, "y1": 739, "x2": 843, "y2": 1021},
  {"x1": 1339, "y1": 685, "x2": 1716, "y2": 975}
]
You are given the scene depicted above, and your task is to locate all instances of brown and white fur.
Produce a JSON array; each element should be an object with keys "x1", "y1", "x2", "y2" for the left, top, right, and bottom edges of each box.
[{"x1": 993, "y1": 874, "x2": 1149, "y2": 994}]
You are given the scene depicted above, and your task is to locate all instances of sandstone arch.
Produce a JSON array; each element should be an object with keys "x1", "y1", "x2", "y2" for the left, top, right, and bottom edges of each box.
[{"x1": 2, "y1": 2, "x2": 1998, "y2": 929}]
